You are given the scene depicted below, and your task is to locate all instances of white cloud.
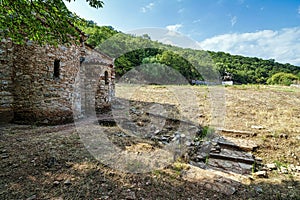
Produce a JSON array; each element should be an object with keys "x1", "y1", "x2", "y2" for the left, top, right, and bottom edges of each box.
[
  {"x1": 141, "y1": 2, "x2": 155, "y2": 13},
  {"x1": 178, "y1": 8, "x2": 184, "y2": 14},
  {"x1": 166, "y1": 24, "x2": 182, "y2": 32},
  {"x1": 198, "y1": 27, "x2": 300, "y2": 66},
  {"x1": 231, "y1": 16, "x2": 237, "y2": 26},
  {"x1": 298, "y1": 6, "x2": 300, "y2": 14}
]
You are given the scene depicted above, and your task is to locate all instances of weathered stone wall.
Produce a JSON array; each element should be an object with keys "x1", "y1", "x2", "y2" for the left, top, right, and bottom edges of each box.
[
  {"x1": 80, "y1": 48, "x2": 115, "y2": 116},
  {"x1": 12, "y1": 43, "x2": 82, "y2": 124},
  {"x1": 0, "y1": 39, "x2": 14, "y2": 123}
]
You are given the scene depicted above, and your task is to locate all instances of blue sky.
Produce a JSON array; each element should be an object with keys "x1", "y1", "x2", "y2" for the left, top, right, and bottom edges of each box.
[{"x1": 65, "y1": 0, "x2": 300, "y2": 66}]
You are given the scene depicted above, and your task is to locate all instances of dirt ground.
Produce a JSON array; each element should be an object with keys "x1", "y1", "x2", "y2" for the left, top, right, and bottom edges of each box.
[{"x1": 0, "y1": 84, "x2": 299, "y2": 199}]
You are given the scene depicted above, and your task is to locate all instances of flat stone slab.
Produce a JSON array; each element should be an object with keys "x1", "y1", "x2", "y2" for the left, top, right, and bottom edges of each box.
[
  {"x1": 216, "y1": 128, "x2": 256, "y2": 137},
  {"x1": 208, "y1": 158, "x2": 253, "y2": 175},
  {"x1": 182, "y1": 165, "x2": 248, "y2": 195},
  {"x1": 212, "y1": 136, "x2": 258, "y2": 151},
  {"x1": 209, "y1": 148, "x2": 255, "y2": 164}
]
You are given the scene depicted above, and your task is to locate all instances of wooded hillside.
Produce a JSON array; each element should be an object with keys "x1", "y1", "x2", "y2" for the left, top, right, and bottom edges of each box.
[{"x1": 69, "y1": 20, "x2": 300, "y2": 84}]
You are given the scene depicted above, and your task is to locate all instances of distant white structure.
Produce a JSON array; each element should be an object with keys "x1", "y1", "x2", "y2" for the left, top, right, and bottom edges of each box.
[
  {"x1": 290, "y1": 84, "x2": 300, "y2": 88},
  {"x1": 222, "y1": 81, "x2": 233, "y2": 86}
]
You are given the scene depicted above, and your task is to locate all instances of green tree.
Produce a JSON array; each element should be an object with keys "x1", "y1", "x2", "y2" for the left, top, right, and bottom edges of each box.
[{"x1": 0, "y1": 0, "x2": 104, "y2": 45}]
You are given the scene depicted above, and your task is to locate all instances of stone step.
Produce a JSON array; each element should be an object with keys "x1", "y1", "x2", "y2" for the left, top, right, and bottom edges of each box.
[
  {"x1": 212, "y1": 136, "x2": 258, "y2": 152},
  {"x1": 209, "y1": 148, "x2": 255, "y2": 164}
]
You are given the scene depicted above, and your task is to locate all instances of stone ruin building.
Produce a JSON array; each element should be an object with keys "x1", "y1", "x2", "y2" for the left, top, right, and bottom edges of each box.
[{"x1": 0, "y1": 38, "x2": 115, "y2": 125}]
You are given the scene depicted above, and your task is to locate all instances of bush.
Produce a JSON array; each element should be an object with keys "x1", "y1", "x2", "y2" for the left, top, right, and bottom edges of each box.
[{"x1": 267, "y1": 72, "x2": 299, "y2": 86}]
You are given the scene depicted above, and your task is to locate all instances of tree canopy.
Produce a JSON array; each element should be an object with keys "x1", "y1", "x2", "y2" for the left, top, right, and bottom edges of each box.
[{"x1": 0, "y1": 0, "x2": 104, "y2": 45}]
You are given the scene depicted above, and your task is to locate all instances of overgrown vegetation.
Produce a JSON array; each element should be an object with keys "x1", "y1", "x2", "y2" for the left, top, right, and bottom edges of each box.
[
  {"x1": 0, "y1": 0, "x2": 104, "y2": 45},
  {"x1": 267, "y1": 72, "x2": 299, "y2": 86}
]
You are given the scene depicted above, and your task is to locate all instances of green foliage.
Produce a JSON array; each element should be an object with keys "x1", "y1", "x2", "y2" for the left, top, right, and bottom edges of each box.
[
  {"x1": 266, "y1": 72, "x2": 299, "y2": 86},
  {"x1": 201, "y1": 126, "x2": 214, "y2": 138},
  {"x1": 78, "y1": 21, "x2": 119, "y2": 47},
  {"x1": 0, "y1": 0, "x2": 104, "y2": 45},
  {"x1": 209, "y1": 52, "x2": 300, "y2": 84},
  {"x1": 273, "y1": 160, "x2": 288, "y2": 168}
]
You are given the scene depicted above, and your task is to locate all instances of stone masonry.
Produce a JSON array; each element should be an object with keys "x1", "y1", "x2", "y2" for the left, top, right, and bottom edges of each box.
[{"x1": 0, "y1": 39, "x2": 114, "y2": 125}]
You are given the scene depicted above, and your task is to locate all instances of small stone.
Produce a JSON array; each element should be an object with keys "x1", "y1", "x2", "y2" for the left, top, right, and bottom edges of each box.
[
  {"x1": 255, "y1": 186, "x2": 263, "y2": 193},
  {"x1": 194, "y1": 141, "x2": 201, "y2": 146},
  {"x1": 251, "y1": 125, "x2": 264, "y2": 130},
  {"x1": 254, "y1": 171, "x2": 268, "y2": 178},
  {"x1": 1, "y1": 154, "x2": 9, "y2": 159},
  {"x1": 137, "y1": 121, "x2": 144, "y2": 126},
  {"x1": 266, "y1": 163, "x2": 277, "y2": 170},
  {"x1": 288, "y1": 164, "x2": 295, "y2": 172},
  {"x1": 280, "y1": 166, "x2": 288, "y2": 174},
  {"x1": 64, "y1": 179, "x2": 71, "y2": 185},
  {"x1": 210, "y1": 147, "x2": 220, "y2": 153},
  {"x1": 296, "y1": 166, "x2": 300, "y2": 172},
  {"x1": 53, "y1": 181, "x2": 60, "y2": 186}
]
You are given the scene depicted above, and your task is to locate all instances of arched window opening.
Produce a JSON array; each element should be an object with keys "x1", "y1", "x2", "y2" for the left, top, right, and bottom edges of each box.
[
  {"x1": 53, "y1": 59, "x2": 60, "y2": 79},
  {"x1": 104, "y1": 71, "x2": 109, "y2": 85}
]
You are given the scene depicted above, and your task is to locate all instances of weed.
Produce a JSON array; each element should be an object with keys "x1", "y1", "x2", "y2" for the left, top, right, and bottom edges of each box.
[
  {"x1": 252, "y1": 162, "x2": 256, "y2": 174},
  {"x1": 205, "y1": 155, "x2": 209, "y2": 164},
  {"x1": 202, "y1": 126, "x2": 214, "y2": 138},
  {"x1": 274, "y1": 160, "x2": 288, "y2": 168},
  {"x1": 172, "y1": 162, "x2": 189, "y2": 172}
]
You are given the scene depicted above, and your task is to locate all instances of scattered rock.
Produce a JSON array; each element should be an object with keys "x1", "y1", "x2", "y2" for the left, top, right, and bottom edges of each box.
[
  {"x1": 53, "y1": 181, "x2": 60, "y2": 186},
  {"x1": 1, "y1": 154, "x2": 9, "y2": 159},
  {"x1": 265, "y1": 163, "x2": 277, "y2": 170},
  {"x1": 254, "y1": 171, "x2": 268, "y2": 178},
  {"x1": 251, "y1": 125, "x2": 264, "y2": 130},
  {"x1": 279, "y1": 166, "x2": 288, "y2": 174},
  {"x1": 254, "y1": 186, "x2": 263, "y2": 194},
  {"x1": 64, "y1": 179, "x2": 71, "y2": 186}
]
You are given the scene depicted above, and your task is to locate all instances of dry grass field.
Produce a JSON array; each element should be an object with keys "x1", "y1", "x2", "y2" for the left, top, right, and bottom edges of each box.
[{"x1": 116, "y1": 84, "x2": 300, "y2": 166}]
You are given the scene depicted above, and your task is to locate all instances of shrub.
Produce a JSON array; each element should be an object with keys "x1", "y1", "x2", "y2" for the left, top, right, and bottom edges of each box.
[{"x1": 267, "y1": 72, "x2": 299, "y2": 86}]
